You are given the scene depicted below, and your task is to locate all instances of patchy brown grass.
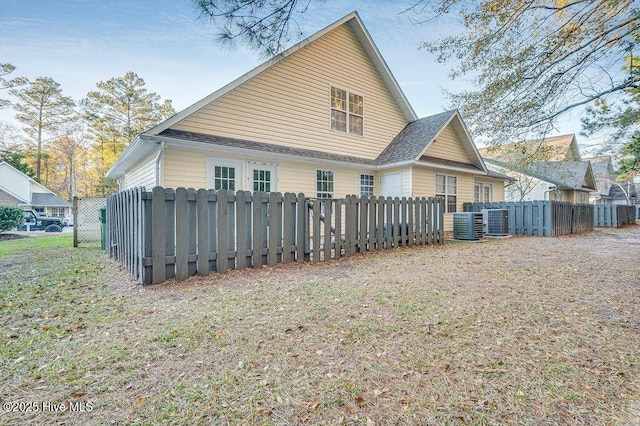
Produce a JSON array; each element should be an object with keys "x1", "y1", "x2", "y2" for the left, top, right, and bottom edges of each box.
[{"x1": 1, "y1": 227, "x2": 639, "y2": 425}]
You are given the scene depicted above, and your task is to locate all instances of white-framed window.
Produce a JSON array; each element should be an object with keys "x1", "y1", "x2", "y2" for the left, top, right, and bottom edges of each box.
[
  {"x1": 248, "y1": 162, "x2": 278, "y2": 193},
  {"x1": 49, "y1": 207, "x2": 65, "y2": 218},
  {"x1": 330, "y1": 86, "x2": 363, "y2": 136},
  {"x1": 360, "y1": 174, "x2": 374, "y2": 196},
  {"x1": 435, "y1": 173, "x2": 457, "y2": 213},
  {"x1": 474, "y1": 183, "x2": 493, "y2": 203},
  {"x1": 316, "y1": 169, "x2": 334, "y2": 198},
  {"x1": 206, "y1": 158, "x2": 244, "y2": 192}
]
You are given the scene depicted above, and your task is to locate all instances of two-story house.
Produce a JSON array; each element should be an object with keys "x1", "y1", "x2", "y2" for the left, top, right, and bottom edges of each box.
[
  {"x1": 106, "y1": 11, "x2": 510, "y2": 230},
  {"x1": 0, "y1": 161, "x2": 72, "y2": 217}
]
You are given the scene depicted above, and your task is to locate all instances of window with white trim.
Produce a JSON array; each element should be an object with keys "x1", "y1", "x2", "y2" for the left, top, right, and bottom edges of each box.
[
  {"x1": 474, "y1": 183, "x2": 493, "y2": 203},
  {"x1": 253, "y1": 169, "x2": 271, "y2": 192},
  {"x1": 316, "y1": 170, "x2": 334, "y2": 198},
  {"x1": 206, "y1": 158, "x2": 244, "y2": 192},
  {"x1": 435, "y1": 173, "x2": 457, "y2": 213},
  {"x1": 49, "y1": 207, "x2": 65, "y2": 218},
  {"x1": 214, "y1": 166, "x2": 235, "y2": 191},
  {"x1": 360, "y1": 174, "x2": 374, "y2": 196},
  {"x1": 330, "y1": 86, "x2": 363, "y2": 136}
]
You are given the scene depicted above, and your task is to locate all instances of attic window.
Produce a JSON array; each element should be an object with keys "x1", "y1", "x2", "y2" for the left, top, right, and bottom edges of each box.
[{"x1": 330, "y1": 86, "x2": 363, "y2": 136}]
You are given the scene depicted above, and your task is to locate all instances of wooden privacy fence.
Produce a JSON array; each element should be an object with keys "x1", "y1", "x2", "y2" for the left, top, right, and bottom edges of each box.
[
  {"x1": 594, "y1": 205, "x2": 637, "y2": 227},
  {"x1": 106, "y1": 186, "x2": 445, "y2": 284},
  {"x1": 463, "y1": 201, "x2": 594, "y2": 237}
]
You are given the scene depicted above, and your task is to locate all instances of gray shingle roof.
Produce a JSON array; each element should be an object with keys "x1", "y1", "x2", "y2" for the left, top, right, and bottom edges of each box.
[
  {"x1": 31, "y1": 192, "x2": 72, "y2": 207},
  {"x1": 159, "y1": 129, "x2": 375, "y2": 165},
  {"x1": 374, "y1": 110, "x2": 456, "y2": 164},
  {"x1": 524, "y1": 161, "x2": 595, "y2": 190}
]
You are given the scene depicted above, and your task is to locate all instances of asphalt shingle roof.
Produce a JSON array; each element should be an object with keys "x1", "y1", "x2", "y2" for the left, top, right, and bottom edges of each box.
[
  {"x1": 160, "y1": 129, "x2": 375, "y2": 165},
  {"x1": 523, "y1": 161, "x2": 595, "y2": 190},
  {"x1": 374, "y1": 110, "x2": 456, "y2": 164},
  {"x1": 31, "y1": 192, "x2": 72, "y2": 207}
]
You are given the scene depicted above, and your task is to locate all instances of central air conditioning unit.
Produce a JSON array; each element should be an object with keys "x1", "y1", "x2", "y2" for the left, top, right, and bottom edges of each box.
[
  {"x1": 482, "y1": 209, "x2": 509, "y2": 236},
  {"x1": 453, "y1": 212, "x2": 483, "y2": 240}
]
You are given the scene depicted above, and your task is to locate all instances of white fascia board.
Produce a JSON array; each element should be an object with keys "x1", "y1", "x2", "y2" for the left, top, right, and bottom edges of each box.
[
  {"x1": 415, "y1": 160, "x2": 487, "y2": 175},
  {"x1": 106, "y1": 135, "x2": 160, "y2": 179}
]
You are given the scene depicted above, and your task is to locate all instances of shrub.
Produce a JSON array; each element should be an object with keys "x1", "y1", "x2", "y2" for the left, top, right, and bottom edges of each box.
[{"x1": 0, "y1": 205, "x2": 24, "y2": 233}]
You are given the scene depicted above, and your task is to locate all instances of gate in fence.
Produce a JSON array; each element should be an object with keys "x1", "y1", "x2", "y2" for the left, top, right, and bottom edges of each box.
[
  {"x1": 593, "y1": 205, "x2": 637, "y2": 227},
  {"x1": 106, "y1": 187, "x2": 445, "y2": 284},
  {"x1": 73, "y1": 196, "x2": 106, "y2": 247}
]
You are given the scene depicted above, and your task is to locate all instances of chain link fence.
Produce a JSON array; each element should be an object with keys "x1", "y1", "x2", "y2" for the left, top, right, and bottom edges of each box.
[{"x1": 73, "y1": 197, "x2": 106, "y2": 247}]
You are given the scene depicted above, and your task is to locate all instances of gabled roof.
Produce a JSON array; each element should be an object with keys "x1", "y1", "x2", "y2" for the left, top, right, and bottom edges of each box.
[
  {"x1": 31, "y1": 192, "x2": 72, "y2": 208},
  {"x1": 375, "y1": 110, "x2": 454, "y2": 164},
  {"x1": 376, "y1": 109, "x2": 487, "y2": 172},
  {"x1": 480, "y1": 134, "x2": 581, "y2": 163},
  {"x1": 145, "y1": 11, "x2": 417, "y2": 137},
  {"x1": 153, "y1": 110, "x2": 497, "y2": 177},
  {"x1": 523, "y1": 161, "x2": 597, "y2": 191}
]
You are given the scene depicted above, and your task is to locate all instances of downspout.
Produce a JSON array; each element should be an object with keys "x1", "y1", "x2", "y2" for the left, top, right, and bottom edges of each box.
[{"x1": 155, "y1": 142, "x2": 164, "y2": 187}]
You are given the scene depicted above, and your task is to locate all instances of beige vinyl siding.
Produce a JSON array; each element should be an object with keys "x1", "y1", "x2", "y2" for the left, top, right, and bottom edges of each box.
[
  {"x1": 125, "y1": 155, "x2": 157, "y2": 190},
  {"x1": 163, "y1": 147, "x2": 371, "y2": 197},
  {"x1": 423, "y1": 124, "x2": 470, "y2": 163},
  {"x1": 163, "y1": 148, "x2": 208, "y2": 188},
  {"x1": 474, "y1": 177, "x2": 506, "y2": 202},
  {"x1": 412, "y1": 166, "x2": 474, "y2": 231},
  {"x1": 172, "y1": 25, "x2": 407, "y2": 160}
]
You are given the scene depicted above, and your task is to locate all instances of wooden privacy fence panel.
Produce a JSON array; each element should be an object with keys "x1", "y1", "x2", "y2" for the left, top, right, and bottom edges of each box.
[
  {"x1": 594, "y1": 205, "x2": 637, "y2": 227},
  {"x1": 463, "y1": 201, "x2": 594, "y2": 237},
  {"x1": 106, "y1": 187, "x2": 445, "y2": 284}
]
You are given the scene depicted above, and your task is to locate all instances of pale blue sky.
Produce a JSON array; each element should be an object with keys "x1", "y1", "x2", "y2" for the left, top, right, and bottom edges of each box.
[{"x1": 0, "y1": 0, "x2": 597, "y2": 151}]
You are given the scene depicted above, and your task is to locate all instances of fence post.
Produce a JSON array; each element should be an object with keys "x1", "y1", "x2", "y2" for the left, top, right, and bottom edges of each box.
[{"x1": 196, "y1": 189, "x2": 210, "y2": 275}]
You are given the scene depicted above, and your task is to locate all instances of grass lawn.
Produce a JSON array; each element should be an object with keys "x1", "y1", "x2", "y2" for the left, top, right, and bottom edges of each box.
[{"x1": 1, "y1": 228, "x2": 639, "y2": 425}]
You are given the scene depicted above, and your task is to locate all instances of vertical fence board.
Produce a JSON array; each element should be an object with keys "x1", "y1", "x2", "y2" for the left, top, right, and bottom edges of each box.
[
  {"x1": 252, "y1": 192, "x2": 264, "y2": 268},
  {"x1": 175, "y1": 188, "x2": 188, "y2": 280},
  {"x1": 268, "y1": 192, "x2": 280, "y2": 267},
  {"x1": 217, "y1": 190, "x2": 229, "y2": 273},
  {"x1": 312, "y1": 199, "x2": 321, "y2": 262},
  {"x1": 324, "y1": 200, "x2": 333, "y2": 261},
  {"x1": 151, "y1": 187, "x2": 166, "y2": 284},
  {"x1": 236, "y1": 191, "x2": 248, "y2": 269},
  {"x1": 282, "y1": 193, "x2": 294, "y2": 263},
  {"x1": 377, "y1": 196, "x2": 385, "y2": 249},
  {"x1": 196, "y1": 189, "x2": 210, "y2": 275},
  {"x1": 296, "y1": 193, "x2": 306, "y2": 263}
]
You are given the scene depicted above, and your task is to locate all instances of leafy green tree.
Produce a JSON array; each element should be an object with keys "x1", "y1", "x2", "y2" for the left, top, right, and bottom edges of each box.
[
  {"x1": 11, "y1": 77, "x2": 75, "y2": 182},
  {"x1": 0, "y1": 205, "x2": 24, "y2": 233},
  {"x1": 0, "y1": 62, "x2": 27, "y2": 109},
  {"x1": 82, "y1": 71, "x2": 175, "y2": 194}
]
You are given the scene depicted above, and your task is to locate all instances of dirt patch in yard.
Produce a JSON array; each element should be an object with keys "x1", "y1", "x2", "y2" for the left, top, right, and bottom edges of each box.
[{"x1": 1, "y1": 226, "x2": 639, "y2": 425}]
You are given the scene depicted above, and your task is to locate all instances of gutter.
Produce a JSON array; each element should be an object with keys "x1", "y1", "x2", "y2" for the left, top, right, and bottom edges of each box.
[{"x1": 155, "y1": 142, "x2": 164, "y2": 186}]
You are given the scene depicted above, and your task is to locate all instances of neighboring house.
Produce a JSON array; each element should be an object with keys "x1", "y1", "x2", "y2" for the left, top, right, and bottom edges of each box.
[
  {"x1": 0, "y1": 161, "x2": 72, "y2": 217},
  {"x1": 479, "y1": 134, "x2": 582, "y2": 163},
  {"x1": 106, "y1": 11, "x2": 510, "y2": 230},
  {"x1": 483, "y1": 159, "x2": 597, "y2": 202},
  {"x1": 479, "y1": 134, "x2": 597, "y2": 202},
  {"x1": 585, "y1": 156, "x2": 637, "y2": 205}
]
